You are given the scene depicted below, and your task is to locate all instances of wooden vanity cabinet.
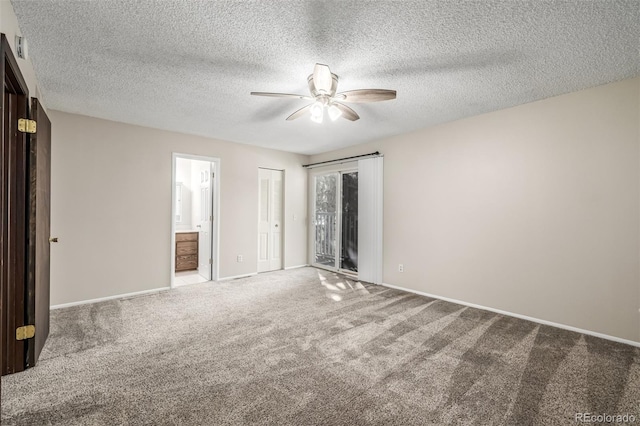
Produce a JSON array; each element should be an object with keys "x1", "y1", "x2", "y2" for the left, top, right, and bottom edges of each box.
[{"x1": 175, "y1": 232, "x2": 198, "y2": 271}]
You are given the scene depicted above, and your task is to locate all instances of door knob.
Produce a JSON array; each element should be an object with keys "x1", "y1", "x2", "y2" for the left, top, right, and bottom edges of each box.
[
  {"x1": 275, "y1": 224, "x2": 279, "y2": 228},
  {"x1": 49, "y1": 237, "x2": 59, "y2": 243}
]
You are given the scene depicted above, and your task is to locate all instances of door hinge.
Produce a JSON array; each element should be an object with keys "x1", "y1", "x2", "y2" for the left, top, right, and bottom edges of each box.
[
  {"x1": 212, "y1": 172, "x2": 215, "y2": 179},
  {"x1": 16, "y1": 325, "x2": 35, "y2": 340},
  {"x1": 18, "y1": 118, "x2": 37, "y2": 134},
  {"x1": 209, "y1": 258, "x2": 213, "y2": 264}
]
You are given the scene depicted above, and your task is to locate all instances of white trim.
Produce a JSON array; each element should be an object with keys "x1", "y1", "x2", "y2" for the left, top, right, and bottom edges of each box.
[
  {"x1": 284, "y1": 264, "x2": 309, "y2": 270},
  {"x1": 215, "y1": 161, "x2": 221, "y2": 281},
  {"x1": 51, "y1": 287, "x2": 171, "y2": 310},
  {"x1": 381, "y1": 282, "x2": 640, "y2": 348},
  {"x1": 217, "y1": 272, "x2": 258, "y2": 281}
]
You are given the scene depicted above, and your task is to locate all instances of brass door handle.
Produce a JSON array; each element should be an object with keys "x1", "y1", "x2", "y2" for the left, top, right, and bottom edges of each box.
[{"x1": 49, "y1": 237, "x2": 58, "y2": 243}]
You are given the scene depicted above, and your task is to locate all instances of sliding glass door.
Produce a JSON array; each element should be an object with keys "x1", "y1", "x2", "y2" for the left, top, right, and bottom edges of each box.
[
  {"x1": 314, "y1": 173, "x2": 337, "y2": 268},
  {"x1": 340, "y1": 172, "x2": 358, "y2": 272},
  {"x1": 313, "y1": 171, "x2": 358, "y2": 274}
]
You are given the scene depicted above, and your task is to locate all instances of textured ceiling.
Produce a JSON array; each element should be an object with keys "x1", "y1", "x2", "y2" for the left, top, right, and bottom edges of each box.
[{"x1": 11, "y1": 1, "x2": 640, "y2": 155}]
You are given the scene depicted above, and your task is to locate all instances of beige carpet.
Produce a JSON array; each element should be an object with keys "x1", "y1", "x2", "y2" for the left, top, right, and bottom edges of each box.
[{"x1": 2, "y1": 267, "x2": 639, "y2": 425}]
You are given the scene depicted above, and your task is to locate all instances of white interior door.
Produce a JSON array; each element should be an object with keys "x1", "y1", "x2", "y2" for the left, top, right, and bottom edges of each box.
[
  {"x1": 258, "y1": 168, "x2": 283, "y2": 273},
  {"x1": 196, "y1": 162, "x2": 212, "y2": 280}
]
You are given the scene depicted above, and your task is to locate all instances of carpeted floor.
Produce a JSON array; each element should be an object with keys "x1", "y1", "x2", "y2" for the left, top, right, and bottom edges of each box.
[{"x1": 2, "y1": 267, "x2": 639, "y2": 425}]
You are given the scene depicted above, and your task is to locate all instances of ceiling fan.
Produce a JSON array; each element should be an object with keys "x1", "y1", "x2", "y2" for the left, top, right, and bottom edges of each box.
[{"x1": 251, "y1": 63, "x2": 396, "y2": 123}]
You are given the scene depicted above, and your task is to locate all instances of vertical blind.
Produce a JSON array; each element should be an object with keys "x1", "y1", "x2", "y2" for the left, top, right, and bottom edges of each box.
[{"x1": 358, "y1": 156, "x2": 384, "y2": 284}]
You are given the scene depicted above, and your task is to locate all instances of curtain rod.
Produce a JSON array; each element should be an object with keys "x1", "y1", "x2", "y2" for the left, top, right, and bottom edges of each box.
[{"x1": 302, "y1": 151, "x2": 381, "y2": 169}]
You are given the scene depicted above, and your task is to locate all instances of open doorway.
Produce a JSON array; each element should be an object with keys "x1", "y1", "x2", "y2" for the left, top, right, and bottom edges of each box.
[{"x1": 171, "y1": 154, "x2": 220, "y2": 287}]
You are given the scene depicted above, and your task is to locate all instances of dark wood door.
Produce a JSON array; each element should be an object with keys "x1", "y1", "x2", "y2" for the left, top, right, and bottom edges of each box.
[
  {"x1": 1, "y1": 33, "x2": 30, "y2": 376},
  {"x1": 26, "y1": 98, "x2": 51, "y2": 366}
]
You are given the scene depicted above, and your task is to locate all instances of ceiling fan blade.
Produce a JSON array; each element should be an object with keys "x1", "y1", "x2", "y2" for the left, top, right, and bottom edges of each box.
[
  {"x1": 251, "y1": 92, "x2": 312, "y2": 100},
  {"x1": 286, "y1": 104, "x2": 314, "y2": 121},
  {"x1": 313, "y1": 63, "x2": 333, "y2": 95},
  {"x1": 336, "y1": 89, "x2": 397, "y2": 103},
  {"x1": 333, "y1": 102, "x2": 360, "y2": 121}
]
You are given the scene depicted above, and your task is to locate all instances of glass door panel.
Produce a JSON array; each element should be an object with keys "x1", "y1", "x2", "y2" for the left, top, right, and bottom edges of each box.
[
  {"x1": 340, "y1": 172, "x2": 358, "y2": 272},
  {"x1": 314, "y1": 174, "x2": 338, "y2": 267}
]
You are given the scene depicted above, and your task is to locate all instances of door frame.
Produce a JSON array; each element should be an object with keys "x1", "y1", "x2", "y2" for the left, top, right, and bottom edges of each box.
[
  {"x1": 170, "y1": 153, "x2": 220, "y2": 287},
  {"x1": 310, "y1": 166, "x2": 358, "y2": 277}
]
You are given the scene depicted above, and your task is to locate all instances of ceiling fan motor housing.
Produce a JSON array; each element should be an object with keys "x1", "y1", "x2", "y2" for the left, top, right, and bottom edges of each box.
[{"x1": 308, "y1": 73, "x2": 338, "y2": 97}]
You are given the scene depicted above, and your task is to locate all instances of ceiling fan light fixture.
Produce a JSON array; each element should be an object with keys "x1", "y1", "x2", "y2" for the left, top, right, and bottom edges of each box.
[
  {"x1": 251, "y1": 63, "x2": 396, "y2": 123},
  {"x1": 310, "y1": 101, "x2": 323, "y2": 117},
  {"x1": 328, "y1": 104, "x2": 342, "y2": 121},
  {"x1": 310, "y1": 101, "x2": 324, "y2": 123},
  {"x1": 310, "y1": 111, "x2": 324, "y2": 124}
]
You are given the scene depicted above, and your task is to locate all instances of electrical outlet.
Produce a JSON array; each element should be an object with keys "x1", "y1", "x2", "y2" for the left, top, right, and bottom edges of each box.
[
  {"x1": 237, "y1": 255, "x2": 243, "y2": 262},
  {"x1": 398, "y1": 264, "x2": 404, "y2": 273}
]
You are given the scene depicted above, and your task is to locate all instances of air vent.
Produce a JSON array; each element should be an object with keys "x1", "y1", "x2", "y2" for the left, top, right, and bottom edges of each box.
[{"x1": 15, "y1": 35, "x2": 27, "y2": 59}]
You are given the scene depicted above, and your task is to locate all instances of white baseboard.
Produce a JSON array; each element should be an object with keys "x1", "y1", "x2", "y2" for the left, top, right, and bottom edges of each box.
[
  {"x1": 381, "y1": 282, "x2": 640, "y2": 348},
  {"x1": 284, "y1": 264, "x2": 309, "y2": 270},
  {"x1": 218, "y1": 272, "x2": 258, "y2": 282},
  {"x1": 219, "y1": 266, "x2": 307, "y2": 280},
  {"x1": 51, "y1": 287, "x2": 171, "y2": 310}
]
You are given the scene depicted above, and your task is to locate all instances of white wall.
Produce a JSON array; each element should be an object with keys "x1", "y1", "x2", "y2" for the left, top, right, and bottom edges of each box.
[
  {"x1": 50, "y1": 110, "x2": 308, "y2": 305},
  {"x1": 310, "y1": 77, "x2": 640, "y2": 343}
]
